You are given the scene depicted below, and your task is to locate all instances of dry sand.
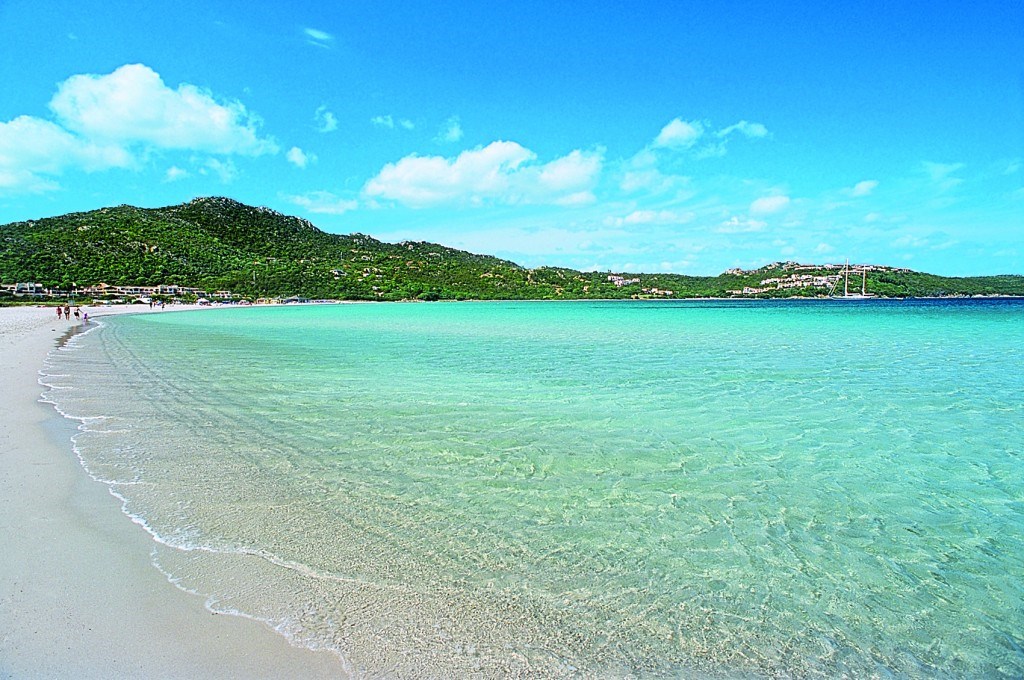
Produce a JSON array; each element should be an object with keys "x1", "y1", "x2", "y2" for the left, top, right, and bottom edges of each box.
[{"x1": 0, "y1": 305, "x2": 348, "y2": 678}]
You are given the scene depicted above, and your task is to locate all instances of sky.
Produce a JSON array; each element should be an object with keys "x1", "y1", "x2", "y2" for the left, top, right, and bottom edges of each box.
[{"x1": 1, "y1": 1, "x2": 1021, "y2": 276}]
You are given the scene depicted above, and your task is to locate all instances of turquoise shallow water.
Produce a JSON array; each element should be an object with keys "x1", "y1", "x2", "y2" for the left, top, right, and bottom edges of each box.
[{"x1": 44, "y1": 299, "x2": 1024, "y2": 677}]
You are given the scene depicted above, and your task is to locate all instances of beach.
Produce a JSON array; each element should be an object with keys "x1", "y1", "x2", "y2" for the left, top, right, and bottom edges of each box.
[{"x1": 0, "y1": 305, "x2": 346, "y2": 679}]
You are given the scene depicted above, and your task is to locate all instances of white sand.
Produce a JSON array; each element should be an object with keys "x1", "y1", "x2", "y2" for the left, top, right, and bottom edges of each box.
[{"x1": 0, "y1": 305, "x2": 348, "y2": 678}]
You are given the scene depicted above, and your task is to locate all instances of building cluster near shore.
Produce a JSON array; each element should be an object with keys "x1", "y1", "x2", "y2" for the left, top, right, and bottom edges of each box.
[
  {"x1": 724, "y1": 261, "x2": 911, "y2": 276},
  {"x1": 605, "y1": 275, "x2": 675, "y2": 297},
  {"x1": 607, "y1": 275, "x2": 641, "y2": 287},
  {"x1": 2, "y1": 282, "x2": 237, "y2": 302},
  {"x1": 724, "y1": 262, "x2": 912, "y2": 296},
  {"x1": 730, "y1": 273, "x2": 841, "y2": 295},
  {"x1": 1, "y1": 282, "x2": 348, "y2": 306}
]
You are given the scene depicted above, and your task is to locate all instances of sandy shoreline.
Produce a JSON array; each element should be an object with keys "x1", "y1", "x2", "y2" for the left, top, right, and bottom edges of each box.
[{"x1": 0, "y1": 305, "x2": 347, "y2": 678}]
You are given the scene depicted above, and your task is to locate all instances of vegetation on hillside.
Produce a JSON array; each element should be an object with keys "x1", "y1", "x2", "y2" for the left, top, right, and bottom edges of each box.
[{"x1": 2, "y1": 197, "x2": 1022, "y2": 301}]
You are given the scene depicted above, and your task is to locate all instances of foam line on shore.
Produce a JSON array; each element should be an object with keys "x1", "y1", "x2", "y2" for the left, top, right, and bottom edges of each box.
[{"x1": 35, "y1": 309, "x2": 385, "y2": 672}]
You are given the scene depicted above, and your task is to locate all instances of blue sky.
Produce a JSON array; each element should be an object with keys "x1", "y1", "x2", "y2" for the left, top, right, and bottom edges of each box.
[{"x1": 1, "y1": 1, "x2": 1021, "y2": 275}]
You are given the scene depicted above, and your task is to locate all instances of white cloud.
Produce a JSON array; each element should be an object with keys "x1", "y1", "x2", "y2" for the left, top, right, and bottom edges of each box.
[
  {"x1": 200, "y1": 158, "x2": 237, "y2": 183},
  {"x1": 436, "y1": 116, "x2": 463, "y2": 143},
  {"x1": 49, "y1": 64, "x2": 277, "y2": 156},
  {"x1": 0, "y1": 63, "x2": 283, "y2": 194},
  {"x1": 604, "y1": 209, "x2": 694, "y2": 227},
  {"x1": 365, "y1": 141, "x2": 532, "y2": 206},
  {"x1": 0, "y1": 114, "x2": 132, "y2": 193},
  {"x1": 0, "y1": 167, "x2": 57, "y2": 193},
  {"x1": 749, "y1": 195, "x2": 790, "y2": 214},
  {"x1": 921, "y1": 161, "x2": 964, "y2": 190},
  {"x1": 653, "y1": 118, "x2": 704, "y2": 149},
  {"x1": 716, "y1": 216, "x2": 767, "y2": 233},
  {"x1": 650, "y1": 117, "x2": 766, "y2": 158},
  {"x1": 304, "y1": 28, "x2": 334, "y2": 48},
  {"x1": 717, "y1": 120, "x2": 769, "y2": 139},
  {"x1": 372, "y1": 115, "x2": 414, "y2": 131},
  {"x1": 163, "y1": 165, "x2": 188, "y2": 182},
  {"x1": 536, "y1": 149, "x2": 601, "y2": 192},
  {"x1": 315, "y1": 106, "x2": 338, "y2": 133},
  {"x1": 694, "y1": 142, "x2": 728, "y2": 159},
  {"x1": 849, "y1": 180, "x2": 878, "y2": 197},
  {"x1": 618, "y1": 148, "x2": 694, "y2": 196},
  {"x1": 284, "y1": 190, "x2": 358, "y2": 215},
  {"x1": 286, "y1": 146, "x2": 315, "y2": 168},
  {"x1": 363, "y1": 141, "x2": 602, "y2": 208},
  {"x1": 891, "y1": 232, "x2": 959, "y2": 251},
  {"x1": 0, "y1": 115, "x2": 131, "y2": 175},
  {"x1": 814, "y1": 242, "x2": 834, "y2": 254}
]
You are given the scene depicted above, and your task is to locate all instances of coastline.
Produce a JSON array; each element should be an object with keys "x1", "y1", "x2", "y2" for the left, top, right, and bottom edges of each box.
[{"x1": 0, "y1": 305, "x2": 347, "y2": 678}]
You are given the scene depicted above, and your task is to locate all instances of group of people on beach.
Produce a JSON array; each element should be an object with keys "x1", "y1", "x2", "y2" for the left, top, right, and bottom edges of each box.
[{"x1": 55, "y1": 304, "x2": 87, "y2": 323}]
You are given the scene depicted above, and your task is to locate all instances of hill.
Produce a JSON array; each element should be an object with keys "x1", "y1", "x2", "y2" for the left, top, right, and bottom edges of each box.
[{"x1": 2, "y1": 197, "x2": 1023, "y2": 301}]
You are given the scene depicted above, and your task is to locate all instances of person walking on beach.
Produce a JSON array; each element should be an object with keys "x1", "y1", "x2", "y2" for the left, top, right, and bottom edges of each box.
[
  {"x1": 64, "y1": 303, "x2": 71, "y2": 319},
  {"x1": 82, "y1": 311, "x2": 88, "y2": 323},
  {"x1": 73, "y1": 307, "x2": 80, "y2": 320},
  {"x1": 56, "y1": 306, "x2": 63, "y2": 320}
]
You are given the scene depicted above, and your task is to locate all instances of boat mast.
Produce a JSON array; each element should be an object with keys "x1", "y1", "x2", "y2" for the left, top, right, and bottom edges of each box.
[
  {"x1": 861, "y1": 268, "x2": 867, "y2": 296},
  {"x1": 844, "y1": 259, "x2": 850, "y2": 297}
]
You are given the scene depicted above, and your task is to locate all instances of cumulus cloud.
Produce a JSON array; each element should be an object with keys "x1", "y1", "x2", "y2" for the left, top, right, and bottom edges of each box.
[
  {"x1": 436, "y1": 116, "x2": 464, "y2": 143},
  {"x1": 315, "y1": 105, "x2": 338, "y2": 133},
  {"x1": 653, "y1": 118, "x2": 704, "y2": 149},
  {"x1": 849, "y1": 180, "x2": 879, "y2": 196},
  {"x1": 0, "y1": 63, "x2": 279, "y2": 194},
  {"x1": 0, "y1": 115, "x2": 131, "y2": 175},
  {"x1": 750, "y1": 194, "x2": 791, "y2": 215},
  {"x1": 284, "y1": 190, "x2": 358, "y2": 215},
  {"x1": 286, "y1": 146, "x2": 315, "y2": 168},
  {"x1": 49, "y1": 63, "x2": 277, "y2": 155},
  {"x1": 0, "y1": 114, "x2": 132, "y2": 193},
  {"x1": 649, "y1": 117, "x2": 767, "y2": 158},
  {"x1": 363, "y1": 141, "x2": 602, "y2": 208},
  {"x1": 0, "y1": 167, "x2": 56, "y2": 194}
]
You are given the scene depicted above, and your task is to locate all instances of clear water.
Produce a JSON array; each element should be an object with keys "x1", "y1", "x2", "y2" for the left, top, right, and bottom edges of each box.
[{"x1": 43, "y1": 299, "x2": 1024, "y2": 677}]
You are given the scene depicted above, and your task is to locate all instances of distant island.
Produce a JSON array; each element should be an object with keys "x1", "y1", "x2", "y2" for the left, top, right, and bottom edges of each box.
[{"x1": 3, "y1": 197, "x2": 1023, "y2": 303}]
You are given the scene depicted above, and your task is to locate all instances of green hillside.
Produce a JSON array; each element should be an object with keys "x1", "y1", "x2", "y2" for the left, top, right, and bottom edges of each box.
[{"x1": 2, "y1": 197, "x2": 1022, "y2": 301}]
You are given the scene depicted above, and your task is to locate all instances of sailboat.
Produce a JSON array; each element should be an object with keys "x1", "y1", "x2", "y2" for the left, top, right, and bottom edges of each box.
[{"x1": 828, "y1": 259, "x2": 875, "y2": 299}]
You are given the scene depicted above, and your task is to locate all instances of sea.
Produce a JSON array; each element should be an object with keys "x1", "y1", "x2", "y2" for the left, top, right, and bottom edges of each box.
[{"x1": 41, "y1": 299, "x2": 1024, "y2": 678}]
